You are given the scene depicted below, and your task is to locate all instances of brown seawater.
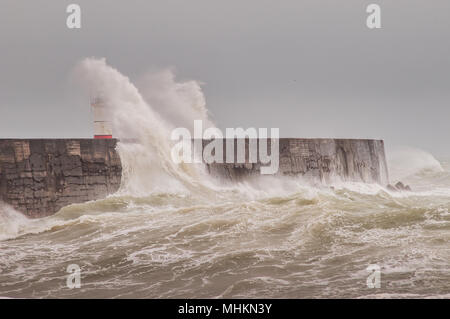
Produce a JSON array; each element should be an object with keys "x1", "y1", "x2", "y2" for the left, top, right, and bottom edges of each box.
[{"x1": 0, "y1": 157, "x2": 449, "y2": 299}]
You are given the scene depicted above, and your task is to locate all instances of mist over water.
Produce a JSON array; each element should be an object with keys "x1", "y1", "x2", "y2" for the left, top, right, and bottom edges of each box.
[{"x1": 0, "y1": 59, "x2": 449, "y2": 299}]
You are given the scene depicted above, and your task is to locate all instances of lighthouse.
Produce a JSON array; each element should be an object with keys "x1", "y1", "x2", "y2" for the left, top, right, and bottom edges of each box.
[{"x1": 91, "y1": 96, "x2": 113, "y2": 139}]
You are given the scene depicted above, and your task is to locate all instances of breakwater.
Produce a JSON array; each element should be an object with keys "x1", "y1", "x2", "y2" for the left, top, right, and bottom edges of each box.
[{"x1": 0, "y1": 138, "x2": 388, "y2": 218}]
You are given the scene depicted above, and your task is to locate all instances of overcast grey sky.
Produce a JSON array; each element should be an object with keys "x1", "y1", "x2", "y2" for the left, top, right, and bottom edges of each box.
[{"x1": 0, "y1": 0, "x2": 449, "y2": 155}]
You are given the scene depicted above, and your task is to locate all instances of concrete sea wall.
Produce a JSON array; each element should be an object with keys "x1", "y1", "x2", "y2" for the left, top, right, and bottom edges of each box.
[
  {"x1": 0, "y1": 139, "x2": 121, "y2": 218},
  {"x1": 0, "y1": 138, "x2": 388, "y2": 218},
  {"x1": 206, "y1": 138, "x2": 389, "y2": 185}
]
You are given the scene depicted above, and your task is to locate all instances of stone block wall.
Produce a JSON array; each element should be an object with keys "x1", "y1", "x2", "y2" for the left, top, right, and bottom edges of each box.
[
  {"x1": 206, "y1": 138, "x2": 389, "y2": 185},
  {"x1": 0, "y1": 139, "x2": 122, "y2": 218}
]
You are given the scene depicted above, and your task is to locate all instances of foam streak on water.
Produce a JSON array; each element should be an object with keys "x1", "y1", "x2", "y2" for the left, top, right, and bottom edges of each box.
[{"x1": 0, "y1": 59, "x2": 449, "y2": 299}]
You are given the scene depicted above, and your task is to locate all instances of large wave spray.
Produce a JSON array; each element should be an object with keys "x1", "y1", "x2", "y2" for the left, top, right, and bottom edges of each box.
[{"x1": 74, "y1": 58, "x2": 217, "y2": 196}]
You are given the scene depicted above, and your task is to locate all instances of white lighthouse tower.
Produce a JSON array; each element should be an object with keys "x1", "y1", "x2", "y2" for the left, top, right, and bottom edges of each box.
[{"x1": 91, "y1": 96, "x2": 113, "y2": 139}]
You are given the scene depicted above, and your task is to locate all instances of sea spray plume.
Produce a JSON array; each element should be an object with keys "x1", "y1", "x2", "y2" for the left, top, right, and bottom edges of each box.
[
  {"x1": 136, "y1": 68, "x2": 214, "y2": 132},
  {"x1": 73, "y1": 58, "x2": 215, "y2": 196},
  {"x1": 387, "y1": 146, "x2": 444, "y2": 181},
  {"x1": 0, "y1": 203, "x2": 59, "y2": 241},
  {"x1": 0, "y1": 203, "x2": 31, "y2": 240},
  {"x1": 74, "y1": 57, "x2": 169, "y2": 141}
]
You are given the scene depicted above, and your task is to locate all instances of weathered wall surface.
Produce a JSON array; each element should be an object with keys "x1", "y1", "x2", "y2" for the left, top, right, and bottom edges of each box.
[
  {"x1": 0, "y1": 139, "x2": 121, "y2": 218},
  {"x1": 206, "y1": 138, "x2": 389, "y2": 185},
  {"x1": 0, "y1": 138, "x2": 388, "y2": 218}
]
